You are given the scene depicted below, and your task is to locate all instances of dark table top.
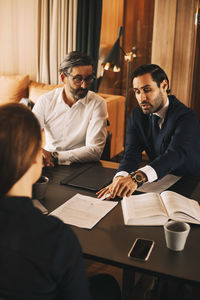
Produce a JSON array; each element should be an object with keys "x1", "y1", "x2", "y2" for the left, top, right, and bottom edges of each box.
[{"x1": 42, "y1": 162, "x2": 200, "y2": 286}]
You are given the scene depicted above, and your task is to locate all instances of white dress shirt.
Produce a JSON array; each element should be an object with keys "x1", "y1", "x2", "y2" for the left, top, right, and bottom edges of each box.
[
  {"x1": 115, "y1": 98, "x2": 169, "y2": 182},
  {"x1": 32, "y1": 88, "x2": 108, "y2": 164}
]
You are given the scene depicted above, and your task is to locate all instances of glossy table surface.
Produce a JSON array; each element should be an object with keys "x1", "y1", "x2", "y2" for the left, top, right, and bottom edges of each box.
[{"x1": 42, "y1": 162, "x2": 200, "y2": 287}]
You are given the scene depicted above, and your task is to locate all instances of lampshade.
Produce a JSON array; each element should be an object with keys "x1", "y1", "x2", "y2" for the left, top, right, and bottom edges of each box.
[
  {"x1": 102, "y1": 27, "x2": 123, "y2": 72},
  {"x1": 101, "y1": 26, "x2": 136, "y2": 146}
]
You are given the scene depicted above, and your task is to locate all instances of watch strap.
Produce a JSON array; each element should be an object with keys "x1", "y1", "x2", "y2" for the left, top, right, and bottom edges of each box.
[{"x1": 51, "y1": 151, "x2": 59, "y2": 165}]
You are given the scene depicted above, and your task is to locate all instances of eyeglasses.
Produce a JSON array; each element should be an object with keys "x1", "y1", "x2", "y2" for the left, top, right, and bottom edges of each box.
[{"x1": 64, "y1": 73, "x2": 96, "y2": 85}]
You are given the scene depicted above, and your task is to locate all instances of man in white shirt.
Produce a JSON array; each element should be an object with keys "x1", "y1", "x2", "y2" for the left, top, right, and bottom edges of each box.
[{"x1": 33, "y1": 51, "x2": 108, "y2": 166}]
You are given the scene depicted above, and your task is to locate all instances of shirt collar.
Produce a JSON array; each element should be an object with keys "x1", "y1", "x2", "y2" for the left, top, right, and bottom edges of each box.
[
  {"x1": 74, "y1": 94, "x2": 88, "y2": 106},
  {"x1": 76, "y1": 90, "x2": 93, "y2": 106}
]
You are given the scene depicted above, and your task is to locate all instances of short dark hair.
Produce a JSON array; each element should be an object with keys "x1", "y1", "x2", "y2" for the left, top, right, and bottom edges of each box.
[
  {"x1": 0, "y1": 103, "x2": 41, "y2": 197},
  {"x1": 131, "y1": 64, "x2": 170, "y2": 94},
  {"x1": 59, "y1": 51, "x2": 94, "y2": 74}
]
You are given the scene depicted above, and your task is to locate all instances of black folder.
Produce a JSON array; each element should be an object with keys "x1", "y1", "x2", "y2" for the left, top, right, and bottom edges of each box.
[{"x1": 60, "y1": 164, "x2": 116, "y2": 192}]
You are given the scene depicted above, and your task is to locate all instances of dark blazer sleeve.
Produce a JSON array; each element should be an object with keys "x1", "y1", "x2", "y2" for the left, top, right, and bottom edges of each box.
[
  {"x1": 118, "y1": 108, "x2": 148, "y2": 173},
  {"x1": 149, "y1": 107, "x2": 200, "y2": 179}
]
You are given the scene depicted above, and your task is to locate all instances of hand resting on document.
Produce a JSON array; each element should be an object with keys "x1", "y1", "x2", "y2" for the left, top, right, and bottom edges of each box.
[{"x1": 96, "y1": 175, "x2": 138, "y2": 199}]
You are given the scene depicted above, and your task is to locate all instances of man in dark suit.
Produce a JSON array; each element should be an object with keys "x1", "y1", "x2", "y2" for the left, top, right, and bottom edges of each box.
[{"x1": 97, "y1": 64, "x2": 200, "y2": 199}]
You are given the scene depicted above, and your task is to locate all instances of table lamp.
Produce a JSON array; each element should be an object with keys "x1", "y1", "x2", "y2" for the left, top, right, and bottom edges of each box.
[{"x1": 101, "y1": 26, "x2": 136, "y2": 145}]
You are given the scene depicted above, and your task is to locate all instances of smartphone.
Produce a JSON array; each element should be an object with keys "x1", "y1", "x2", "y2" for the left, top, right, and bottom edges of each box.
[{"x1": 128, "y1": 238, "x2": 154, "y2": 261}]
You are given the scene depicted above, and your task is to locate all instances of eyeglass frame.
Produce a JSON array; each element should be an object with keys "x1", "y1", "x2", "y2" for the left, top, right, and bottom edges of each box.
[{"x1": 63, "y1": 72, "x2": 96, "y2": 86}]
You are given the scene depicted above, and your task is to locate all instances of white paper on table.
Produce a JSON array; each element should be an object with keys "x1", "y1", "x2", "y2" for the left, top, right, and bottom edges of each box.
[
  {"x1": 137, "y1": 174, "x2": 181, "y2": 194},
  {"x1": 50, "y1": 193, "x2": 118, "y2": 229}
]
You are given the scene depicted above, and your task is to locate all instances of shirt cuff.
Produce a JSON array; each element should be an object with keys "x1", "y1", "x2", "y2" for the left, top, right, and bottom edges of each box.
[
  {"x1": 139, "y1": 165, "x2": 158, "y2": 182},
  {"x1": 114, "y1": 171, "x2": 129, "y2": 178},
  {"x1": 57, "y1": 152, "x2": 72, "y2": 165}
]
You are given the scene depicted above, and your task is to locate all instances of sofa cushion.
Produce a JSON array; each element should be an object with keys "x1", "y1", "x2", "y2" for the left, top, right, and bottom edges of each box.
[
  {"x1": 29, "y1": 81, "x2": 63, "y2": 103},
  {"x1": 0, "y1": 74, "x2": 29, "y2": 104}
]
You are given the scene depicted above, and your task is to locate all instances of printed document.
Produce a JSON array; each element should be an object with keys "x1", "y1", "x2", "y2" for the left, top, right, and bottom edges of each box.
[{"x1": 50, "y1": 193, "x2": 118, "y2": 229}]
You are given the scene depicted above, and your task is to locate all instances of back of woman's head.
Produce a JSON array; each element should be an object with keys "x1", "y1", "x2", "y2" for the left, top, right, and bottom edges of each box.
[{"x1": 0, "y1": 103, "x2": 41, "y2": 197}]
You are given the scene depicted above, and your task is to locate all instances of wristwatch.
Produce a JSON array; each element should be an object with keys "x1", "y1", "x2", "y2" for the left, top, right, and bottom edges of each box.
[
  {"x1": 52, "y1": 151, "x2": 58, "y2": 159},
  {"x1": 130, "y1": 170, "x2": 147, "y2": 188},
  {"x1": 51, "y1": 151, "x2": 59, "y2": 164}
]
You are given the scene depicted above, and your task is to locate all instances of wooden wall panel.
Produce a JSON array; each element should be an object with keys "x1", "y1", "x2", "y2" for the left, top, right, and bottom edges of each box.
[
  {"x1": 124, "y1": 0, "x2": 154, "y2": 65},
  {"x1": 98, "y1": 0, "x2": 124, "y2": 95},
  {"x1": 151, "y1": 0, "x2": 177, "y2": 85},
  {"x1": 191, "y1": 1, "x2": 200, "y2": 116},
  {"x1": 100, "y1": 0, "x2": 124, "y2": 47},
  {"x1": 99, "y1": 0, "x2": 154, "y2": 106},
  {"x1": 171, "y1": 0, "x2": 197, "y2": 107},
  {"x1": 123, "y1": 0, "x2": 154, "y2": 113},
  {"x1": 151, "y1": 0, "x2": 198, "y2": 108}
]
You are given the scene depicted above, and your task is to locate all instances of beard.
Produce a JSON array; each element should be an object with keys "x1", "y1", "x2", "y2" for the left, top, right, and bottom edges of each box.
[
  {"x1": 70, "y1": 87, "x2": 89, "y2": 100},
  {"x1": 140, "y1": 91, "x2": 165, "y2": 114}
]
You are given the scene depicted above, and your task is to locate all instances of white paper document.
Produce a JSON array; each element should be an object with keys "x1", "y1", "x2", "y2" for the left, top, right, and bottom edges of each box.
[
  {"x1": 50, "y1": 193, "x2": 118, "y2": 229},
  {"x1": 137, "y1": 174, "x2": 181, "y2": 194}
]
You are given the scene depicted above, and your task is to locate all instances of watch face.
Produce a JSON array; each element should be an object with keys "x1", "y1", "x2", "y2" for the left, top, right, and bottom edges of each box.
[{"x1": 135, "y1": 174, "x2": 143, "y2": 182}]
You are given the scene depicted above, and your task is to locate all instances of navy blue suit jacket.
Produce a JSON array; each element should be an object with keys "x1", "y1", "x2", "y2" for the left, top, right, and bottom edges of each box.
[{"x1": 118, "y1": 95, "x2": 200, "y2": 179}]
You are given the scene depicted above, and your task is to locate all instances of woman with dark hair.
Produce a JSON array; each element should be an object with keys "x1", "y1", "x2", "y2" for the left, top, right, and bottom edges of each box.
[
  {"x1": 0, "y1": 103, "x2": 121, "y2": 300},
  {"x1": 0, "y1": 103, "x2": 91, "y2": 300}
]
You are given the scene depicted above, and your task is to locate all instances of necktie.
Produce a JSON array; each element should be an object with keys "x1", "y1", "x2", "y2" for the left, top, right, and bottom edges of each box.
[
  {"x1": 151, "y1": 114, "x2": 160, "y2": 155},
  {"x1": 152, "y1": 114, "x2": 160, "y2": 135}
]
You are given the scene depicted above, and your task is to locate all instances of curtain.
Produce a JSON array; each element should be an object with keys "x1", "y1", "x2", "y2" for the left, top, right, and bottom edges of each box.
[
  {"x1": 76, "y1": 0, "x2": 102, "y2": 91},
  {"x1": 0, "y1": 0, "x2": 37, "y2": 79},
  {"x1": 37, "y1": 0, "x2": 78, "y2": 84}
]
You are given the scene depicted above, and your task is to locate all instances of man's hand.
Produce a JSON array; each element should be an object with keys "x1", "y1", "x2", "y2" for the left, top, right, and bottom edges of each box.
[
  {"x1": 96, "y1": 175, "x2": 138, "y2": 199},
  {"x1": 42, "y1": 149, "x2": 55, "y2": 167}
]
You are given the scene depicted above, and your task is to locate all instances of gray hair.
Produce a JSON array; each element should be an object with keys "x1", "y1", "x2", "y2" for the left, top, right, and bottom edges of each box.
[{"x1": 59, "y1": 51, "x2": 94, "y2": 74}]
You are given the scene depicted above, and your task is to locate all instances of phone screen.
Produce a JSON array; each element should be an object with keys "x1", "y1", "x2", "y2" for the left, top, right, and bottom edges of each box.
[{"x1": 128, "y1": 238, "x2": 154, "y2": 261}]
